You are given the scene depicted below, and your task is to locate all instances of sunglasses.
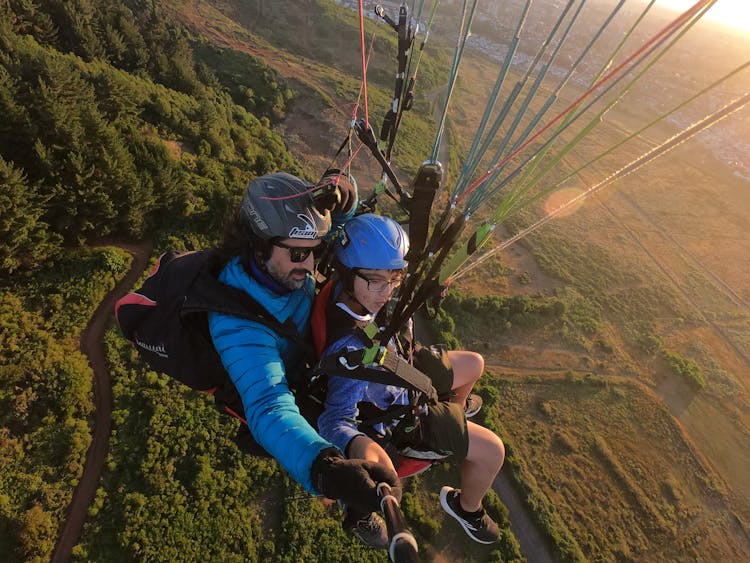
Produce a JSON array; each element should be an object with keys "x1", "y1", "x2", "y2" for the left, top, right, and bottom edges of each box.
[{"x1": 274, "y1": 241, "x2": 321, "y2": 263}]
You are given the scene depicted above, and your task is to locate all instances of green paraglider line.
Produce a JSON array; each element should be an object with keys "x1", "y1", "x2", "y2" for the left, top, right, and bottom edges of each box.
[
  {"x1": 467, "y1": 0, "x2": 714, "y2": 217},
  {"x1": 450, "y1": 91, "x2": 750, "y2": 282},
  {"x1": 465, "y1": 0, "x2": 623, "y2": 212},
  {"x1": 470, "y1": 0, "x2": 583, "y2": 197},
  {"x1": 468, "y1": 0, "x2": 718, "y2": 220},
  {"x1": 453, "y1": 0, "x2": 533, "y2": 196},
  {"x1": 430, "y1": 0, "x2": 479, "y2": 163},
  {"x1": 499, "y1": 58, "x2": 750, "y2": 225},
  {"x1": 505, "y1": 0, "x2": 646, "y2": 202},
  {"x1": 454, "y1": 0, "x2": 714, "y2": 205}
]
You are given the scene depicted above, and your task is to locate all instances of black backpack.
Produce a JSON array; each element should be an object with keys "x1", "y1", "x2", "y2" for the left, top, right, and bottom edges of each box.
[{"x1": 115, "y1": 249, "x2": 305, "y2": 391}]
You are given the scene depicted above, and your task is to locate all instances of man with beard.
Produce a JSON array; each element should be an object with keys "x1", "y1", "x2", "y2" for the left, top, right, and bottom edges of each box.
[{"x1": 208, "y1": 172, "x2": 400, "y2": 521}]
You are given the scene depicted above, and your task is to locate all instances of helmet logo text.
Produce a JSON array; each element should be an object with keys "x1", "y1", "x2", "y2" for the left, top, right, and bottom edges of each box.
[
  {"x1": 244, "y1": 203, "x2": 269, "y2": 231},
  {"x1": 289, "y1": 214, "x2": 320, "y2": 239}
]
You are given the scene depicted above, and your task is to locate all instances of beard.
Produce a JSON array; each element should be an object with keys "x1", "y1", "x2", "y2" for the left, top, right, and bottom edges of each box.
[{"x1": 266, "y1": 260, "x2": 310, "y2": 291}]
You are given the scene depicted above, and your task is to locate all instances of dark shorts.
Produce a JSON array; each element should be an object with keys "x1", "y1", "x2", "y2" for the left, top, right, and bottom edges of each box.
[
  {"x1": 421, "y1": 401, "x2": 469, "y2": 461},
  {"x1": 409, "y1": 344, "x2": 469, "y2": 461},
  {"x1": 413, "y1": 344, "x2": 454, "y2": 400}
]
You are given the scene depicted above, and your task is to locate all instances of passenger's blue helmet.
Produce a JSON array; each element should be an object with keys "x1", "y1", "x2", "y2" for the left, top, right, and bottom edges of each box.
[{"x1": 336, "y1": 214, "x2": 409, "y2": 270}]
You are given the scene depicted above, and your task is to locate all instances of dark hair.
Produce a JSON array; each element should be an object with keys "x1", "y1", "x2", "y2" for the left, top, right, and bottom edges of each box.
[
  {"x1": 216, "y1": 208, "x2": 270, "y2": 266},
  {"x1": 331, "y1": 257, "x2": 356, "y2": 293}
]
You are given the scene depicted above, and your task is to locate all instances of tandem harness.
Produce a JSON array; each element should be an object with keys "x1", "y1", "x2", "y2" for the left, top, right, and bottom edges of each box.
[{"x1": 307, "y1": 281, "x2": 446, "y2": 471}]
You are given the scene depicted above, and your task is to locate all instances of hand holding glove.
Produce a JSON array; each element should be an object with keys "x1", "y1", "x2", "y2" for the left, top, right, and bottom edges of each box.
[
  {"x1": 313, "y1": 169, "x2": 358, "y2": 219},
  {"x1": 311, "y1": 448, "x2": 402, "y2": 514}
]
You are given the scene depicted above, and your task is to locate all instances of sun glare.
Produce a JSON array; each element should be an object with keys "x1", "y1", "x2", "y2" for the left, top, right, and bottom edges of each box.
[{"x1": 656, "y1": 0, "x2": 750, "y2": 34}]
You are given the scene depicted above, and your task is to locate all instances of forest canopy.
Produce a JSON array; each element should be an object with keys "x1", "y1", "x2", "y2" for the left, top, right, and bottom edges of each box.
[
  {"x1": 0, "y1": 0, "x2": 297, "y2": 273},
  {"x1": 0, "y1": 1, "x2": 304, "y2": 559}
]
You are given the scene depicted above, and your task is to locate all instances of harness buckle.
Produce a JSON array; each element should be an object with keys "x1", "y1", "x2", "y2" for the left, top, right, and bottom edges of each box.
[{"x1": 374, "y1": 346, "x2": 388, "y2": 366}]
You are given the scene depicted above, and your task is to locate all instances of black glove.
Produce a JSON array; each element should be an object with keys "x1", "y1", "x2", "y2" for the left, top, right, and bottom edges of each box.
[
  {"x1": 311, "y1": 448, "x2": 401, "y2": 514},
  {"x1": 314, "y1": 170, "x2": 358, "y2": 217}
]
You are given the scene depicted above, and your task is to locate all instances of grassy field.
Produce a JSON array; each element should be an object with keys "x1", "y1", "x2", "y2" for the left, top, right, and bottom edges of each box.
[{"x1": 482, "y1": 372, "x2": 745, "y2": 561}]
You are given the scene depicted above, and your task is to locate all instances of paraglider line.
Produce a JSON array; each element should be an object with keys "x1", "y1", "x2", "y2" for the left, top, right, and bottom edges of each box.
[{"x1": 456, "y1": 0, "x2": 713, "y2": 204}]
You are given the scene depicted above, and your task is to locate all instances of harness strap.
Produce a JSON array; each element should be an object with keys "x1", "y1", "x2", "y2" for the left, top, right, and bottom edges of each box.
[
  {"x1": 378, "y1": 349, "x2": 438, "y2": 404},
  {"x1": 405, "y1": 161, "x2": 442, "y2": 262},
  {"x1": 357, "y1": 401, "x2": 413, "y2": 429},
  {"x1": 315, "y1": 350, "x2": 437, "y2": 404}
]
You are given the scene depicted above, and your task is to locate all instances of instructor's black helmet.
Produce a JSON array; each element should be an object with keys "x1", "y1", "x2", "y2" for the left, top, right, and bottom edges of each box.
[{"x1": 240, "y1": 172, "x2": 331, "y2": 241}]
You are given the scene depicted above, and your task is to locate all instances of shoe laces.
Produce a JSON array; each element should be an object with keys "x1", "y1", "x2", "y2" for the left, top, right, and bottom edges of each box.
[{"x1": 357, "y1": 513, "x2": 380, "y2": 532}]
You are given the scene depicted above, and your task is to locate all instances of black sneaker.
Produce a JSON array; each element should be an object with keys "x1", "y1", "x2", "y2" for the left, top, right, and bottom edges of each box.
[
  {"x1": 464, "y1": 394, "x2": 483, "y2": 418},
  {"x1": 440, "y1": 486, "x2": 499, "y2": 544},
  {"x1": 344, "y1": 508, "x2": 388, "y2": 549}
]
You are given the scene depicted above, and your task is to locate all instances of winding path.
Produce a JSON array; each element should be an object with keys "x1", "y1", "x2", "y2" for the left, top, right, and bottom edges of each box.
[
  {"x1": 493, "y1": 472, "x2": 555, "y2": 563},
  {"x1": 51, "y1": 243, "x2": 151, "y2": 563}
]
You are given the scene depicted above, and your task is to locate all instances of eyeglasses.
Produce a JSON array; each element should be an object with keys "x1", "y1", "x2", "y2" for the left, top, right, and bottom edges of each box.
[
  {"x1": 274, "y1": 241, "x2": 320, "y2": 263},
  {"x1": 354, "y1": 270, "x2": 405, "y2": 292}
]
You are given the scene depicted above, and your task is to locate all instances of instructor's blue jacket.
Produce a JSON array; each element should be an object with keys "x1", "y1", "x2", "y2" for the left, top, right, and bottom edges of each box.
[{"x1": 208, "y1": 257, "x2": 333, "y2": 492}]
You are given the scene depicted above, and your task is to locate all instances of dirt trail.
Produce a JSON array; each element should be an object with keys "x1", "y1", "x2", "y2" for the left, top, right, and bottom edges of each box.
[
  {"x1": 493, "y1": 472, "x2": 555, "y2": 563},
  {"x1": 51, "y1": 242, "x2": 152, "y2": 563}
]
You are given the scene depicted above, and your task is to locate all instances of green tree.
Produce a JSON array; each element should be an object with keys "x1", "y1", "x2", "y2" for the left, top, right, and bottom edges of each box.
[
  {"x1": 17, "y1": 503, "x2": 55, "y2": 561},
  {"x1": 0, "y1": 156, "x2": 59, "y2": 272},
  {"x1": 4, "y1": 0, "x2": 58, "y2": 44}
]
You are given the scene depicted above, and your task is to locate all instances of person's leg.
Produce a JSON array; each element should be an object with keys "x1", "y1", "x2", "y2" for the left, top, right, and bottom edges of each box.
[
  {"x1": 440, "y1": 421, "x2": 505, "y2": 543},
  {"x1": 341, "y1": 435, "x2": 392, "y2": 549},
  {"x1": 347, "y1": 435, "x2": 397, "y2": 473},
  {"x1": 446, "y1": 350, "x2": 484, "y2": 407},
  {"x1": 458, "y1": 421, "x2": 505, "y2": 511}
]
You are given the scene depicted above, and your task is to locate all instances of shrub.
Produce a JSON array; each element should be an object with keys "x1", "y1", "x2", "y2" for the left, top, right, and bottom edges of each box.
[{"x1": 663, "y1": 350, "x2": 705, "y2": 389}]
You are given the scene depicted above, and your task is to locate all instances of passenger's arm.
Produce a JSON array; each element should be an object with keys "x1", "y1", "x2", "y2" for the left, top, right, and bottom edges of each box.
[{"x1": 317, "y1": 374, "x2": 368, "y2": 454}]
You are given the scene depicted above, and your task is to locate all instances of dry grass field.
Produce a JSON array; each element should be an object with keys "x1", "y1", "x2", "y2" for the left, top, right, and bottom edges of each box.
[{"x1": 485, "y1": 372, "x2": 747, "y2": 561}]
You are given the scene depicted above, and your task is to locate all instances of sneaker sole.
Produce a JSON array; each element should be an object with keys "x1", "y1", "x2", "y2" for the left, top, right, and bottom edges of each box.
[
  {"x1": 439, "y1": 487, "x2": 496, "y2": 545},
  {"x1": 464, "y1": 395, "x2": 483, "y2": 418}
]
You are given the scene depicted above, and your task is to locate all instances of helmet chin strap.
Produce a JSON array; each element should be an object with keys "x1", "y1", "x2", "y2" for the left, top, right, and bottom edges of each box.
[{"x1": 343, "y1": 288, "x2": 373, "y2": 317}]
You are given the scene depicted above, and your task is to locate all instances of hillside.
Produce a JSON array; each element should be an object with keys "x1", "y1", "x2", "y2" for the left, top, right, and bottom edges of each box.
[{"x1": 2, "y1": 0, "x2": 749, "y2": 562}]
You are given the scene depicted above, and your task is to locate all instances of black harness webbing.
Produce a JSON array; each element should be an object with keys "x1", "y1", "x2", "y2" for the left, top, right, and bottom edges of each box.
[
  {"x1": 315, "y1": 341, "x2": 437, "y2": 404},
  {"x1": 316, "y1": 294, "x2": 438, "y2": 403},
  {"x1": 405, "y1": 161, "x2": 442, "y2": 261}
]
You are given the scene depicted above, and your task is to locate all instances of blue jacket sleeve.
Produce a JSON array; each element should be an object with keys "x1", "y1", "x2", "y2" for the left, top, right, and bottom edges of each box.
[
  {"x1": 317, "y1": 371, "x2": 369, "y2": 454},
  {"x1": 209, "y1": 312, "x2": 333, "y2": 493}
]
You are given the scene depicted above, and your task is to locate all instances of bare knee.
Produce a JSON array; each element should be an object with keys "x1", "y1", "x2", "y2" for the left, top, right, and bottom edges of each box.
[
  {"x1": 469, "y1": 351, "x2": 485, "y2": 379},
  {"x1": 466, "y1": 422, "x2": 505, "y2": 470},
  {"x1": 449, "y1": 350, "x2": 485, "y2": 385}
]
